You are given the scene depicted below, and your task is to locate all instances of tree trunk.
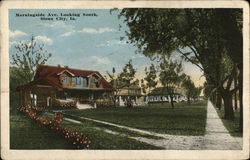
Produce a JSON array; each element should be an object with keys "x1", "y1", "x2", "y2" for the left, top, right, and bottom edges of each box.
[
  {"x1": 234, "y1": 73, "x2": 238, "y2": 110},
  {"x1": 222, "y1": 92, "x2": 234, "y2": 120},
  {"x1": 187, "y1": 96, "x2": 190, "y2": 105},
  {"x1": 216, "y1": 91, "x2": 222, "y2": 110},
  {"x1": 170, "y1": 95, "x2": 175, "y2": 109},
  {"x1": 212, "y1": 92, "x2": 216, "y2": 104},
  {"x1": 238, "y1": 64, "x2": 243, "y2": 132}
]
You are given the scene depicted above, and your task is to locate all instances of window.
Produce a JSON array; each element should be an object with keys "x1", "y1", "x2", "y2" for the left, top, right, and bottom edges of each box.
[
  {"x1": 92, "y1": 78, "x2": 97, "y2": 83},
  {"x1": 77, "y1": 77, "x2": 81, "y2": 85},
  {"x1": 30, "y1": 93, "x2": 37, "y2": 106},
  {"x1": 72, "y1": 77, "x2": 76, "y2": 85},
  {"x1": 61, "y1": 77, "x2": 67, "y2": 83},
  {"x1": 82, "y1": 77, "x2": 87, "y2": 87}
]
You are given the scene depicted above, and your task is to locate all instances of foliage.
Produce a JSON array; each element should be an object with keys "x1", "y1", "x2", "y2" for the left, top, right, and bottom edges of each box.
[
  {"x1": 10, "y1": 36, "x2": 52, "y2": 112},
  {"x1": 10, "y1": 67, "x2": 29, "y2": 113},
  {"x1": 106, "y1": 60, "x2": 138, "y2": 107},
  {"x1": 140, "y1": 79, "x2": 147, "y2": 94},
  {"x1": 10, "y1": 112, "x2": 160, "y2": 149},
  {"x1": 116, "y1": 59, "x2": 137, "y2": 88},
  {"x1": 53, "y1": 99, "x2": 77, "y2": 108},
  {"x1": 18, "y1": 105, "x2": 91, "y2": 149},
  {"x1": 144, "y1": 64, "x2": 158, "y2": 93},
  {"x1": 159, "y1": 57, "x2": 183, "y2": 108},
  {"x1": 181, "y1": 75, "x2": 196, "y2": 103},
  {"x1": 11, "y1": 36, "x2": 52, "y2": 82},
  {"x1": 10, "y1": 113, "x2": 76, "y2": 149},
  {"x1": 119, "y1": 8, "x2": 242, "y2": 120}
]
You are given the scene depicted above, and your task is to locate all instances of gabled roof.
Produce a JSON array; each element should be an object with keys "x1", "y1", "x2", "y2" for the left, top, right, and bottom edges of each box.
[{"x1": 17, "y1": 65, "x2": 113, "y2": 91}]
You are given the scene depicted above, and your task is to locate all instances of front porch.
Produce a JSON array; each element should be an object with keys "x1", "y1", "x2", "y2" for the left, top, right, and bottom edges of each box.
[{"x1": 18, "y1": 84, "x2": 114, "y2": 108}]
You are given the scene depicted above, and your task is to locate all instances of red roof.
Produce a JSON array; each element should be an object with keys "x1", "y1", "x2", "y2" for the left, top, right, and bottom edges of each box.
[{"x1": 17, "y1": 65, "x2": 113, "y2": 91}]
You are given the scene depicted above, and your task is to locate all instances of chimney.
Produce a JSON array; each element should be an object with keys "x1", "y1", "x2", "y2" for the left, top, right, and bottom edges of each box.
[
  {"x1": 57, "y1": 64, "x2": 61, "y2": 68},
  {"x1": 65, "y1": 65, "x2": 69, "y2": 69}
]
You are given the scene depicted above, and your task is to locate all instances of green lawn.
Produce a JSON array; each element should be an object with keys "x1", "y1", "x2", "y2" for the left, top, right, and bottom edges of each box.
[
  {"x1": 10, "y1": 113, "x2": 75, "y2": 149},
  {"x1": 61, "y1": 120, "x2": 162, "y2": 149},
  {"x1": 10, "y1": 112, "x2": 161, "y2": 149},
  {"x1": 64, "y1": 100, "x2": 208, "y2": 136},
  {"x1": 215, "y1": 108, "x2": 242, "y2": 137}
]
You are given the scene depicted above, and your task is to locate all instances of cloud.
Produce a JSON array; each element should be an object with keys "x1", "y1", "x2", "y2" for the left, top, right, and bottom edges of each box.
[
  {"x1": 35, "y1": 21, "x2": 74, "y2": 30},
  {"x1": 34, "y1": 35, "x2": 53, "y2": 45},
  {"x1": 80, "y1": 27, "x2": 114, "y2": 34},
  {"x1": 9, "y1": 30, "x2": 27, "y2": 38},
  {"x1": 60, "y1": 27, "x2": 115, "y2": 37},
  {"x1": 9, "y1": 40, "x2": 19, "y2": 47},
  {"x1": 131, "y1": 54, "x2": 145, "y2": 59},
  {"x1": 90, "y1": 56, "x2": 111, "y2": 66},
  {"x1": 60, "y1": 31, "x2": 76, "y2": 37},
  {"x1": 96, "y1": 40, "x2": 127, "y2": 47}
]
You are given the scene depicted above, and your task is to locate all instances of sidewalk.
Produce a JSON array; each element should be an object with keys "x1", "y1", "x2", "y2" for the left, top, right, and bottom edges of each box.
[{"x1": 203, "y1": 101, "x2": 242, "y2": 150}]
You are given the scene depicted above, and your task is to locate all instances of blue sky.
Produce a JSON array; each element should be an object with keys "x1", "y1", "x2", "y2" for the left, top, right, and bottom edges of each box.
[{"x1": 9, "y1": 9, "x2": 205, "y2": 86}]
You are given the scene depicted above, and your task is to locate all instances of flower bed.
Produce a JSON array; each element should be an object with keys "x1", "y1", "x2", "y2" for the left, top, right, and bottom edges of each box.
[
  {"x1": 18, "y1": 105, "x2": 91, "y2": 149},
  {"x1": 53, "y1": 99, "x2": 77, "y2": 109}
]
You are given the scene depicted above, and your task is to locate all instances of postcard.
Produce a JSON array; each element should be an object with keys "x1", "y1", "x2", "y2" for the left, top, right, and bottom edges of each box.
[{"x1": 1, "y1": 1, "x2": 249, "y2": 160}]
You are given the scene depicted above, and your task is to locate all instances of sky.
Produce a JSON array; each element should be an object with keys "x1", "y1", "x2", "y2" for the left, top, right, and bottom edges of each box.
[{"x1": 9, "y1": 9, "x2": 205, "y2": 87}]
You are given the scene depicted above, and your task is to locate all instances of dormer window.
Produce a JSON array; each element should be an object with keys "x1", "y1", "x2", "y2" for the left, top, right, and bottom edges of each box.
[
  {"x1": 61, "y1": 77, "x2": 67, "y2": 83},
  {"x1": 72, "y1": 77, "x2": 88, "y2": 88}
]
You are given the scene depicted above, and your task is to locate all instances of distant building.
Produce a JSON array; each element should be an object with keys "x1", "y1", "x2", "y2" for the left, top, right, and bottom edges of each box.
[
  {"x1": 148, "y1": 87, "x2": 187, "y2": 103},
  {"x1": 17, "y1": 65, "x2": 114, "y2": 107},
  {"x1": 116, "y1": 86, "x2": 145, "y2": 106}
]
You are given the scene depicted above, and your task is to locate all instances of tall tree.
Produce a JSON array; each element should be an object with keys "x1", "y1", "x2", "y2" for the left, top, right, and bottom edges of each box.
[
  {"x1": 119, "y1": 8, "x2": 242, "y2": 120},
  {"x1": 140, "y1": 79, "x2": 147, "y2": 94},
  {"x1": 117, "y1": 59, "x2": 137, "y2": 88},
  {"x1": 144, "y1": 64, "x2": 158, "y2": 94},
  {"x1": 107, "y1": 61, "x2": 137, "y2": 106},
  {"x1": 11, "y1": 36, "x2": 52, "y2": 82},
  {"x1": 159, "y1": 57, "x2": 183, "y2": 109},
  {"x1": 181, "y1": 75, "x2": 196, "y2": 104},
  {"x1": 10, "y1": 36, "x2": 52, "y2": 111},
  {"x1": 106, "y1": 67, "x2": 119, "y2": 106}
]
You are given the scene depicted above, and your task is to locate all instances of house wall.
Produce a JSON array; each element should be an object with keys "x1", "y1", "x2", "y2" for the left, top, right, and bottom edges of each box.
[
  {"x1": 88, "y1": 75, "x2": 103, "y2": 89},
  {"x1": 59, "y1": 72, "x2": 72, "y2": 88},
  {"x1": 20, "y1": 85, "x2": 57, "y2": 107},
  {"x1": 59, "y1": 72, "x2": 104, "y2": 89}
]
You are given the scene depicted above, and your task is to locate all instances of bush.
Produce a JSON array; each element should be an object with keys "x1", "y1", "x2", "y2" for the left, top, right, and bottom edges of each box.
[{"x1": 18, "y1": 105, "x2": 91, "y2": 149}]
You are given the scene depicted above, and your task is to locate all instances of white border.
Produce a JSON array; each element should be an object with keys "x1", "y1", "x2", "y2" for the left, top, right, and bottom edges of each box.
[{"x1": 1, "y1": 1, "x2": 249, "y2": 160}]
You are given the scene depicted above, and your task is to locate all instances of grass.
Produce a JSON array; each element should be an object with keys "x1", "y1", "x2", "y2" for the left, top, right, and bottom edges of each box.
[
  {"x1": 10, "y1": 112, "x2": 161, "y2": 149},
  {"x1": 64, "y1": 100, "x2": 208, "y2": 136},
  {"x1": 61, "y1": 120, "x2": 162, "y2": 149},
  {"x1": 215, "y1": 108, "x2": 242, "y2": 137},
  {"x1": 10, "y1": 113, "x2": 75, "y2": 149},
  {"x1": 60, "y1": 113, "x2": 162, "y2": 140}
]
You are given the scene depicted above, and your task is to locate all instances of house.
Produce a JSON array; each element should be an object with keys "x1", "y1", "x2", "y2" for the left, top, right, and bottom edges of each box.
[
  {"x1": 16, "y1": 65, "x2": 114, "y2": 108},
  {"x1": 116, "y1": 86, "x2": 145, "y2": 106},
  {"x1": 147, "y1": 87, "x2": 187, "y2": 103}
]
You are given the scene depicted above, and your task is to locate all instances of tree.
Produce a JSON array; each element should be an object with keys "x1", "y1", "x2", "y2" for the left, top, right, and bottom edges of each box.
[
  {"x1": 11, "y1": 36, "x2": 52, "y2": 82},
  {"x1": 119, "y1": 8, "x2": 242, "y2": 120},
  {"x1": 140, "y1": 79, "x2": 147, "y2": 94},
  {"x1": 106, "y1": 67, "x2": 119, "y2": 106},
  {"x1": 117, "y1": 59, "x2": 137, "y2": 88},
  {"x1": 191, "y1": 86, "x2": 202, "y2": 101},
  {"x1": 106, "y1": 60, "x2": 137, "y2": 107},
  {"x1": 10, "y1": 36, "x2": 52, "y2": 111},
  {"x1": 10, "y1": 67, "x2": 28, "y2": 113},
  {"x1": 159, "y1": 57, "x2": 183, "y2": 109},
  {"x1": 181, "y1": 75, "x2": 196, "y2": 104},
  {"x1": 144, "y1": 64, "x2": 157, "y2": 94}
]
